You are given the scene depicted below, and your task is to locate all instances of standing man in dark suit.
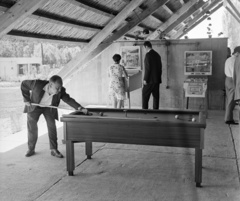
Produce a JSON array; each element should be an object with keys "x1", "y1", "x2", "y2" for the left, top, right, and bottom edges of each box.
[
  {"x1": 142, "y1": 41, "x2": 162, "y2": 109},
  {"x1": 21, "y1": 75, "x2": 88, "y2": 158}
]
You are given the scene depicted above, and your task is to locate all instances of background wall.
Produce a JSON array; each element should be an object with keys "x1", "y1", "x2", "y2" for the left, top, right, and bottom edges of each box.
[{"x1": 64, "y1": 38, "x2": 227, "y2": 110}]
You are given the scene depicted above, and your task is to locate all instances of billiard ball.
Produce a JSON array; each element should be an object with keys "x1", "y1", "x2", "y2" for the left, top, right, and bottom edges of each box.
[
  {"x1": 192, "y1": 118, "x2": 196, "y2": 122},
  {"x1": 99, "y1": 112, "x2": 103, "y2": 116},
  {"x1": 175, "y1": 115, "x2": 179, "y2": 119}
]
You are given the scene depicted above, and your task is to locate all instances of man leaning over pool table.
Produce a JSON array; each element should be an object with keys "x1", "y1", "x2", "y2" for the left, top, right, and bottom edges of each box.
[{"x1": 21, "y1": 75, "x2": 88, "y2": 158}]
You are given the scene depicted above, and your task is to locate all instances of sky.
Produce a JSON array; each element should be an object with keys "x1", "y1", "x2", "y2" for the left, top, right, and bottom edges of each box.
[{"x1": 182, "y1": 7, "x2": 224, "y2": 39}]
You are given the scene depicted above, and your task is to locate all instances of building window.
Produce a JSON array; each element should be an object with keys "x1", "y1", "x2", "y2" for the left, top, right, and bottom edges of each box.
[{"x1": 18, "y1": 64, "x2": 28, "y2": 75}]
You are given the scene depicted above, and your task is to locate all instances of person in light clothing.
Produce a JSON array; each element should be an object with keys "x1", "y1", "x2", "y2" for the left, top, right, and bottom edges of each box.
[{"x1": 224, "y1": 46, "x2": 240, "y2": 125}]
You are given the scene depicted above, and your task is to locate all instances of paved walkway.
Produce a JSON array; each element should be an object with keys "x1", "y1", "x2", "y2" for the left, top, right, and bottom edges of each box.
[{"x1": 0, "y1": 110, "x2": 239, "y2": 201}]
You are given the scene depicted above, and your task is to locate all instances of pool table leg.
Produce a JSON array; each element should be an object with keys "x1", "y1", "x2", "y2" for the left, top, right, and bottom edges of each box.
[
  {"x1": 66, "y1": 140, "x2": 75, "y2": 176},
  {"x1": 195, "y1": 148, "x2": 202, "y2": 187},
  {"x1": 86, "y1": 141, "x2": 92, "y2": 159}
]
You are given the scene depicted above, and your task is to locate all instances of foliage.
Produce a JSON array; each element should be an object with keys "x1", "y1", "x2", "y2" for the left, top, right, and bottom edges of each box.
[
  {"x1": 222, "y1": 0, "x2": 240, "y2": 50},
  {"x1": 0, "y1": 39, "x2": 81, "y2": 67}
]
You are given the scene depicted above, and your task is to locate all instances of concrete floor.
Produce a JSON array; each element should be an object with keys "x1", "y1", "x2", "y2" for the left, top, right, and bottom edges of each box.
[{"x1": 0, "y1": 110, "x2": 239, "y2": 201}]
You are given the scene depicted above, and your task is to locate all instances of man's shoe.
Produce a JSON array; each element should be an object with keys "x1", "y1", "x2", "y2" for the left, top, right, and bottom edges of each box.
[
  {"x1": 51, "y1": 149, "x2": 63, "y2": 158},
  {"x1": 225, "y1": 121, "x2": 239, "y2": 125},
  {"x1": 25, "y1": 150, "x2": 35, "y2": 157}
]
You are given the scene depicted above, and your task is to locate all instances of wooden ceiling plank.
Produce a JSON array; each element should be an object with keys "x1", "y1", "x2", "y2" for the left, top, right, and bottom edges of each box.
[
  {"x1": 147, "y1": 0, "x2": 198, "y2": 40},
  {"x1": 0, "y1": 2, "x2": 103, "y2": 32},
  {"x1": 175, "y1": 2, "x2": 223, "y2": 39},
  {"x1": 226, "y1": 0, "x2": 240, "y2": 19},
  {"x1": 0, "y1": 6, "x2": 7, "y2": 13},
  {"x1": 179, "y1": 0, "x2": 185, "y2": 5},
  {"x1": 58, "y1": 0, "x2": 170, "y2": 82},
  {"x1": 162, "y1": 5, "x2": 173, "y2": 14},
  {"x1": 0, "y1": 0, "x2": 49, "y2": 39},
  {"x1": 64, "y1": 0, "x2": 115, "y2": 18},
  {"x1": 30, "y1": 13, "x2": 102, "y2": 32}
]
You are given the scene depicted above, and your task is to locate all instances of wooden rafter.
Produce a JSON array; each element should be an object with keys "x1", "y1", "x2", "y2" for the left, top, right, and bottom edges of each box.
[
  {"x1": 7, "y1": 30, "x2": 88, "y2": 45},
  {"x1": 154, "y1": 0, "x2": 207, "y2": 39},
  {"x1": 64, "y1": 0, "x2": 116, "y2": 18},
  {"x1": 58, "y1": 0, "x2": 170, "y2": 82},
  {"x1": 225, "y1": 6, "x2": 240, "y2": 24},
  {"x1": 175, "y1": 2, "x2": 223, "y2": 39},
  {"x1": 147, "y1": 0, "x2": 198, "y2": 40},
  {"x1": 58, "y1": 0, "x2": 146, "y2": 80},
  {"x1": 224, "y1": 0, "x2": 240, "y2": 24},
  {"x1": 0, "y1": 2, "x2": 104, "y2": 32},
  {"x1": 226, "y1": 0, "x2": 240, "y2": 19},
  {"x1": 0, "y1": 0, "x2": 49, "y2": 39}
]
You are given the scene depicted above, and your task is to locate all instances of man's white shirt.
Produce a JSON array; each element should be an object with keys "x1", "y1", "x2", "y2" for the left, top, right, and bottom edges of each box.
[{"x1": 225, "y1": 56, "x2": 236, "y2": 78}]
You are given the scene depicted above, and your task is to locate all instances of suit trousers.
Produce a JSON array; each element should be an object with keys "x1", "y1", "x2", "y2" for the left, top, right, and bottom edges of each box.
[
  {"x1": 27, "y1": 107, "x2": 57, "y2": 151},
  {"x1": 225, "y1": 77, "x2": 236, "y2": 122},
  {"x1": 142, "y1": 83, "x2": 160, "y2": 109}
]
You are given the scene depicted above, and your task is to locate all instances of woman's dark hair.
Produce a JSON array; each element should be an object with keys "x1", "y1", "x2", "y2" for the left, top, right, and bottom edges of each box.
[
  {"x1": 49, "y1": 75, "x2": 63, "y2": 85},
  {"x1": 113, "y1": 54, "x2": 121, "y2": 63},
  {"x1": 143, "y1": 41, "x2": 152, "y2": 48}
]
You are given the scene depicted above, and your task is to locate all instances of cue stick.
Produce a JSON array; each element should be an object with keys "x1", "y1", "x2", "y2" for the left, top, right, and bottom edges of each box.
[
  {"x1": 31, "y1": 103, "x2": 74, "y2": 111},
  {"x1": 31, "y1": 103, "x2": 102, "y2": 116}
]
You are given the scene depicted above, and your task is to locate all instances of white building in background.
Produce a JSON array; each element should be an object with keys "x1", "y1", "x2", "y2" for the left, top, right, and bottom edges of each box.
[{"x1": 0, "y1": 57, "x2": 46, "y2": 81}]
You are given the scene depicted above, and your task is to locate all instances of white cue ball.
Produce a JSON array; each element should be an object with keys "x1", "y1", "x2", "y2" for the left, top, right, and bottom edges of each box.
[
  {"x1": 192, "y1": 118, "x2": 196, "y2": 122},
  {"x1": 175, "y1": 115, "x2": 179, "y2": 119}
]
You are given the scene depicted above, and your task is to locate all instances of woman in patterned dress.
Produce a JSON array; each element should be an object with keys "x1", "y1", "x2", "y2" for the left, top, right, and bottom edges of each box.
[{"x1": 108, "y1": 54, "x2": 128, "y2": 108}]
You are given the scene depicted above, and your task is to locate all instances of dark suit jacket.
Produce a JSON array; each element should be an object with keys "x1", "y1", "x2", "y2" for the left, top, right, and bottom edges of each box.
[
  {"x1": 21, "y1": 79, "x2": 81, "y2": 120},
  {"x1": 144, "y1": 49, "x2": 162, "y2": 84}
]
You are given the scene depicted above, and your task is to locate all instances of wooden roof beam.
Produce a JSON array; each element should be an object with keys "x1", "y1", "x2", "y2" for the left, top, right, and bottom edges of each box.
[
  {"x1": 152, "y1": 0, "x2": 207, "y2": 39},
  {"x1": 58, "y1": 0, "x2": 146, "y2": 80},
  {"x1": 63, "y1": 0, "x2": 116, "y2": 18},
  {"x1": 0, "y1": 0, "x2": 49, "y2": 39},
  {"x1": 0, "y1": 2, "x2": 103, "y2": 32},
  {"x1": 175, "y1": 2, "x2": 223, "y2": 39},
  {"x1": 224, "y1": 0, "x2": 240, "y2": 24},
  {"x1": 123, "y1": 0, "x2": 163, "y2": 23},
  {"x1": 225, "y1": 0, "x2": 240, "y2": 19},
  {"x1": 58, "y1": 0, "x2": 170, "y2": 83},
  {"x1": 7, "y1": 30, "x2": 88, "y2": 45},
  {"x1": 225, "y1": 6, "x2": 240, "y2": 24},
  {"x1": 147, "y1": 0, "x2": 198, "y2": 40}
]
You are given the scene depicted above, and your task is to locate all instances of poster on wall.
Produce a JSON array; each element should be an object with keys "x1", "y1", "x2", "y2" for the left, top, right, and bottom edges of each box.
[
  {"x1": 183, "y1": 78, "x2": 208, "y2": 97},
  {"x1": 184, "y1": 51, "x2": 212, "y2": 75},
  {"x1": 120, "y1": 46, "x2": 141, "y2": 71}
]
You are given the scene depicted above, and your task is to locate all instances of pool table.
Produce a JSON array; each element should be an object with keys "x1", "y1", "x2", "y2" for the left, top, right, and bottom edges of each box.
[{"x1": 60, "y1": 108, "x2": 206, "y2": 187}]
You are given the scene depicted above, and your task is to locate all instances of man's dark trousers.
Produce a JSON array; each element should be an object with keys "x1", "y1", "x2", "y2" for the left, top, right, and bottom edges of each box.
[
  {"x1": 142, "y1": 83, "x2": 159, "y2": 109},
  {"x1": 27, "y1": 107, "x2": 57, "y2": 151},
  {"x1": 225, "y1": 77, "x2": 236, "y2": 122}
]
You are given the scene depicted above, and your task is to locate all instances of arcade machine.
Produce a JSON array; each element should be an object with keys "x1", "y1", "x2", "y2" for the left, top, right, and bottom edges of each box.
[{"x1": 183, "y1": 50, "x2": 212, "y2": 116}]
